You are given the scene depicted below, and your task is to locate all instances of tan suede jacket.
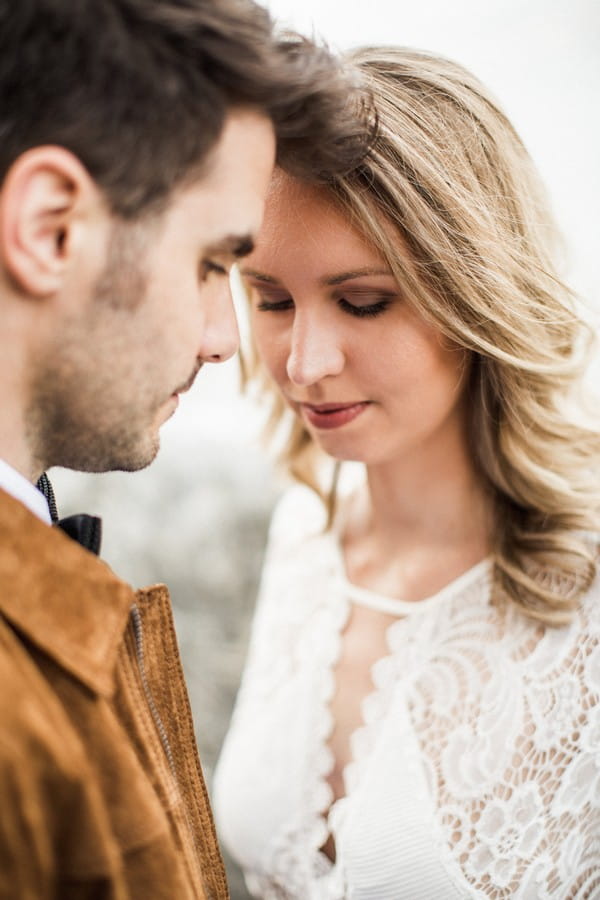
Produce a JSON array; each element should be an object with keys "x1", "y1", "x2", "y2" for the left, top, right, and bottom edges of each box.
[{"x1": 0, "y1": 489, "x2": 228, "y2": 899}]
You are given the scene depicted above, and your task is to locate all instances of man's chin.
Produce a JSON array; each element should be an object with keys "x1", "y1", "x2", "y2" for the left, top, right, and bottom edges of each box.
[
  {"x1": 55, "y1": 432, "x2": 161, "y2": 475},
  {"x1": 112, "y1": 434, "x2": 161, "y2": 473}
]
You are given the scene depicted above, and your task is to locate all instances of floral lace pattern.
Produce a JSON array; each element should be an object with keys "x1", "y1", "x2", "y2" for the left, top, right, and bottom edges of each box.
[{"x1": 214, "y1": 487, "x2": 600, "y2": 899}]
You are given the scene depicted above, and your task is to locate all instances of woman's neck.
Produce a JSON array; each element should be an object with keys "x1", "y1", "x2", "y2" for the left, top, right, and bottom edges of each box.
[{"x1": 341, "y1": 427, "x2": 493, "y2": 600}]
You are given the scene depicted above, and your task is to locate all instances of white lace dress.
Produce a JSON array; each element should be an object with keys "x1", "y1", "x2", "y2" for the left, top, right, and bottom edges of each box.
[{"x1": 213, "y1": 486, "x2": 600, "y2": 899}]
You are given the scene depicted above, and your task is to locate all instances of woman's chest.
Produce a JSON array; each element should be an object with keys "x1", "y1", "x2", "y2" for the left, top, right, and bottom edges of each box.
[
  {"x1": 325, "y1": 604, "x2": 398, "y2": 805},
  {"x1": 218, "y1": 568, "x2": 599, "y2": 899}
]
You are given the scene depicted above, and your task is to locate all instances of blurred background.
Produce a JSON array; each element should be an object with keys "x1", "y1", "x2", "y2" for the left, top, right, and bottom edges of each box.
[{"x1": 52, "y1": 1, "x2": 599, "y2": 896}]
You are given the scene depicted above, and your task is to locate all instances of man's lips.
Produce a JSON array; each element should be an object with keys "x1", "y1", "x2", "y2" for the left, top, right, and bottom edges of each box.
[
  {"x1": 298, "y1": 401, "x2": 371, "y2": 430},
  {"x1": 173, "y1": 364, "x2": 203, "y2": 397}
]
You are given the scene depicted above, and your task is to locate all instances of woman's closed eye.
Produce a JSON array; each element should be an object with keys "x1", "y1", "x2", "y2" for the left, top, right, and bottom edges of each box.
[
  {"x1": 256, "y1": 296, "x2": 294, "y2": 312},
  {"x1": 337, "y1": 295, "x2": 393, "y2": 318},
  {"x1": 254, "y1": 293, "x2": 395, "y2": 318}
]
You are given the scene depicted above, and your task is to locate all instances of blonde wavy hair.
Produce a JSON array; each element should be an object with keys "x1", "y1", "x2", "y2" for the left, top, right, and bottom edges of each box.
[{"x1": 242, "y1": 45, "x2": 600, "y2": 625}]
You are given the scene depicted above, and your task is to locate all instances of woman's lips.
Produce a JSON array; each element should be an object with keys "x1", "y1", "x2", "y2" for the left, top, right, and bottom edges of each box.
[{"x1": 300, "y1": 401, "x2": 370, "y2": 430}]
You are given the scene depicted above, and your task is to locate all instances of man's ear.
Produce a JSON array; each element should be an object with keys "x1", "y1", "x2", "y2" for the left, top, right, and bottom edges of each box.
[{"x1": 0, "y1": 146, "x2": 106, "y2": 298}]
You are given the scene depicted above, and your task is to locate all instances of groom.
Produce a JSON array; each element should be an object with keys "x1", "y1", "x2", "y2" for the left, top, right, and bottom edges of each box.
[{"x1": 0, "y1": 0, "x2": 370, "y2": 896}]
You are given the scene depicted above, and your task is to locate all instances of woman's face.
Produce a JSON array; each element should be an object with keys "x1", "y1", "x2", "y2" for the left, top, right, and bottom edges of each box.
[{"x1": 242, "y1": 174, "x2": 469, "y2": 468}]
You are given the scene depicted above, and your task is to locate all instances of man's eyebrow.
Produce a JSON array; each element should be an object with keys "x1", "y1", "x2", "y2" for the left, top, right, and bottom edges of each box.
[{"x1": 206, "y1": 234, "x2": 255, "y2": 259}]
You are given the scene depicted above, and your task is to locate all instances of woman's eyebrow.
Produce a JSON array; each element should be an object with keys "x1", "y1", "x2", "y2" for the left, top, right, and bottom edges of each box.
[
  {"x1": 240, "y1": 268, "x2": 280, "y2": 284},
  {"x1": 241, "y1": 266, "x2": 393, "y2": 285},
  {"x1": 323, "y1": 267, "x2": 393, "y2": 285}
]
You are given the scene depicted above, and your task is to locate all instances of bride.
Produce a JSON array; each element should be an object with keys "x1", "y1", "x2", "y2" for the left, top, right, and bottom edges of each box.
[{"x1": 214, "y1": 46, "x2": 600, "y2": 899}]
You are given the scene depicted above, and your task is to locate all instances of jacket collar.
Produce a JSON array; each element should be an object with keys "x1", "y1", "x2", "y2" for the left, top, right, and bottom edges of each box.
[{"x1": 0, "y1": 488, "x2": 134, "y2": 697}]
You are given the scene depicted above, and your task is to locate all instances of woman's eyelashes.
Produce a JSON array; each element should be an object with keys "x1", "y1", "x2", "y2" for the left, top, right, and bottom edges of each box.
[
  {"x1": 255, "y1": 297, "x2": 294, "y2": 313},
  {"x1": 254, "y1": 292, "x2": 394, "y2": 318},
  {"x1": 338, "y1": 296, "x2": 392, "y2": 318}
]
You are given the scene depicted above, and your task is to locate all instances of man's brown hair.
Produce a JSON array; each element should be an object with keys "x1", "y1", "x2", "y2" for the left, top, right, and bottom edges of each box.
[{"x1": 0, "y1": 0, "x2": 373, "y2": 218}]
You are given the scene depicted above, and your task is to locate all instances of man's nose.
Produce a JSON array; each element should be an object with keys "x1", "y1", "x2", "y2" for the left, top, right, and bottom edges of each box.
[
  {"x1": 199, "y1": 278, "x2": 240, "y2": 364},
  {"x1": 285, "y1": 310, "x2": 345, "y2": 386}
]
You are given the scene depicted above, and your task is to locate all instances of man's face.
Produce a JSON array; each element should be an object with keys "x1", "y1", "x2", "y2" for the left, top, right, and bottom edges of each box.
[{"x1": 29, "y1": 109, "x2": 276, "y2": 472}]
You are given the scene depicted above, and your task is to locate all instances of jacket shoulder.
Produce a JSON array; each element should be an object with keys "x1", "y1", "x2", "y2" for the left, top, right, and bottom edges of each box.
[{"x1": 0, "y1": 615, "x2": 90, "y2": 775}]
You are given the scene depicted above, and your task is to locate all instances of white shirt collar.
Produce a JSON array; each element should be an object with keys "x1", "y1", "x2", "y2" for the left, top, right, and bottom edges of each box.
[{"x1": 0, "y1": 459, "x2": 52, "y2": 525}]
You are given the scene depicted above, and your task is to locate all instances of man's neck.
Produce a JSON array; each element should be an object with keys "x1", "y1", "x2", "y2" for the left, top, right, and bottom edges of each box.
[
  {"x1": 0, "y1": 458, "x2": 51, "y2": 523},
  {"x1": 0, "y1": 397, "x2": 39, "y2": 482}
]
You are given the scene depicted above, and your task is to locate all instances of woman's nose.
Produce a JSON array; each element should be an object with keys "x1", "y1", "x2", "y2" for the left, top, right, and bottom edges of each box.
[{"x1": 286, "y1": 312, "x2": 345, "y2": 386}]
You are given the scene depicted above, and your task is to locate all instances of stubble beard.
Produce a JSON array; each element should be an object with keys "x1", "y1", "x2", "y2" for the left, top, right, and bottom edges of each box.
[{"x1": 26, "y1": 220, "x2": 164, "y2": 474}]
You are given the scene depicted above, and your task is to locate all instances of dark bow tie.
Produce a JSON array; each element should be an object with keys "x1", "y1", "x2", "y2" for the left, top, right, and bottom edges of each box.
[{"x1": 36, "y1": 473, "x2": 102, "y2": 556}]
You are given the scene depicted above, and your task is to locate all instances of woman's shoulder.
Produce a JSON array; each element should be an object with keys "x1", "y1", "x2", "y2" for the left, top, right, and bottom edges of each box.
[
  {"x1": 267, "y1": 484, "x2": 329, "y2": 551},
  {"x1": 251, "y1": 486, "x2": 336, "y2": 631}
]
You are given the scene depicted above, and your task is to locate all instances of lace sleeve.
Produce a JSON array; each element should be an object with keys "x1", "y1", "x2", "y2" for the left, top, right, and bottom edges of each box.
[{"x1": 406, "y1": 576, "x2": 600, "y2": 898}]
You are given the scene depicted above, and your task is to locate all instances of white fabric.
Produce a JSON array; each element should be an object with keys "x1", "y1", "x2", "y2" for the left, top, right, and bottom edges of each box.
[
  {"x1": 0, "y1": 458, "x2": 51, "y2": 524},
  {"x1": 214, "y1": 485, "x2": 600, "y2": 899}
]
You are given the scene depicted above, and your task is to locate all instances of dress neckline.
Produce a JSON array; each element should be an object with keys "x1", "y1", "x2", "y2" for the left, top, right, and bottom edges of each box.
[
  {"x1": 305, "y1": 523, "x2": 494, "y2": 877},
  {"x1": 324, "y1": 485, "x2": 494, "y2": 617},
  {"x1": 326, "y1": 505, "x2": 493, "y2": 617},
  {"x1": 333, "y1": 553, "x2": 493, "y2": 616}
]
